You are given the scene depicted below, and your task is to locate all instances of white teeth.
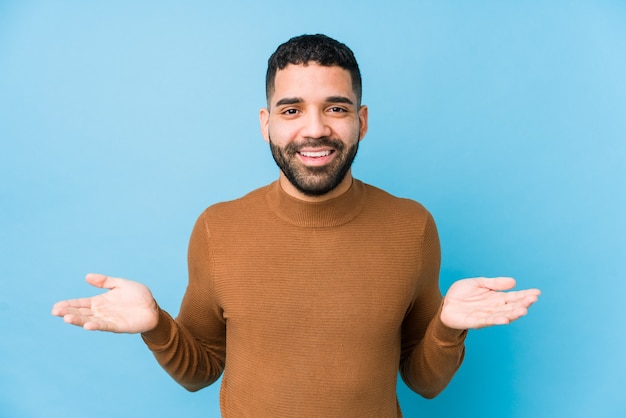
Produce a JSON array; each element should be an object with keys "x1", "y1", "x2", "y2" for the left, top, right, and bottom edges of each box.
[{"x1": 300, "y1": 150, "x2": 331, "y2": 157}]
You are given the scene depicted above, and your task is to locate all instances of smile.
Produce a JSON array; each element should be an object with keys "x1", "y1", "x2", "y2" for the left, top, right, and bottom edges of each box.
[{"x1": 299, "y1": 150, "x2": 333, "y2": 158}]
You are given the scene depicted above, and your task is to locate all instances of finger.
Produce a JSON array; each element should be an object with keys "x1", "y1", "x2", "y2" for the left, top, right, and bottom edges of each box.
[
  {"x1": 83, "y1": 320, "x2": 115, "y2": 332},
  {"x1": 62, "y1": 313, "x2": 93, "y2": 328},
  {"x1": 51, "y1": 304, "x2": 68, "y2": 316},
  {"x1": 472, "y1": 312, "x2": 513, "y2": 328},
  {"x1": 495, "y1": 304, "x2": 531, "y2": 323},
  {"x1": 476, "y1": 277, "x2": 517, "y2": 291},
  {"x1": 62, "y1": 306, "x2": 96, "y2": 317},
  {"x1": 60, "y1": 311, "x2": 111, "y2": 331},
  {"x1": 506, "y1": 306, "x2": 529, "y2": 321},
  {"x1": 503, "y1": 290, "x2": 533, "y2": 303},
  {"x1": 504, "y1": 289, "x2": 541, "y2": 306},
  {"x1": 478, "y1": 308, "x2": 526, "y2": 328},
  {"x1": 85, "y1": 273, "x2": 118, "y2": 290},
  {"x1": 51, "y1": 297, "x2": 95, "y2": 316},
  {"x1": 488, "y1": 315, "x2": 512, "y2": 326},
  {"x1": 525, "y1": 288, "x2": 541, "y2": 300}
]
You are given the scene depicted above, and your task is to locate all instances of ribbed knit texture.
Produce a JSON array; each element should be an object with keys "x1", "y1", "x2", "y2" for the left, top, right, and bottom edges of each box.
[{"x1": 142, "y1": 180, "x2": 466, "y2": 417}]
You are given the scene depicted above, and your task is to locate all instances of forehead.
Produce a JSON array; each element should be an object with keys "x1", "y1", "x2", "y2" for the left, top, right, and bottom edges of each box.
[{"x1": 271, "y1": 63, "x2": 355, "y2": 104}]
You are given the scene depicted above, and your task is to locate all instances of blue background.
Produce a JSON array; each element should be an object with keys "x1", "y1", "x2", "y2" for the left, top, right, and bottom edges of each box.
[{"x1": 1, "y1": 1, "x2": 625, "y2": 417}]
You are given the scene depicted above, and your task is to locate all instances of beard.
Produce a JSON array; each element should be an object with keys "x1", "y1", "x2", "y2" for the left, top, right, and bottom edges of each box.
[{"x1": 269, "y1": 135, "x2": 359, "y2": 197}]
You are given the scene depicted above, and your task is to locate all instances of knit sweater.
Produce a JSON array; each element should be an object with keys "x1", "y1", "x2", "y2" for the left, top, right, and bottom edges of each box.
[{"x1": 142, "y1": 179, "x2": 466, "y2": 417}]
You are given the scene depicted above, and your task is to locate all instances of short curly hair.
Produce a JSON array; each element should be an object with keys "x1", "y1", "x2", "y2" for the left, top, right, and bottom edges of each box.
[{"x1": 265, "y1": 34, "x2": 362, "y2": 106}]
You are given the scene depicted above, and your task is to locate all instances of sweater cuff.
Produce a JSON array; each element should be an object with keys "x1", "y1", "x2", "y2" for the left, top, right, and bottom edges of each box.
[
  {"x1": 430, "y1": 303, "x2": 468, "y2": 345},
  {"x1": 141, "y1": 307, "x2": 176, "y2": 348}
]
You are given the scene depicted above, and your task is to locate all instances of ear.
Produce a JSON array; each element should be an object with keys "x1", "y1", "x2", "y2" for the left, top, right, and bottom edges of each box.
[
  {"x1": 259, "y1": 107, "x2": 270, "y2": 143},
  {"x1": 358, "y1": 105, "x2": 368, "y2": 141}
]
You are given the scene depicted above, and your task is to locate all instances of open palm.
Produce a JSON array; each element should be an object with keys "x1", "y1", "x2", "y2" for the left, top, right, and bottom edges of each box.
[
  {"x1": 52, "y1": 273, "x2": 159, "y2": 334},
  {"x1": 440, "y1": 277, "x2": 541, "y2": 330}
]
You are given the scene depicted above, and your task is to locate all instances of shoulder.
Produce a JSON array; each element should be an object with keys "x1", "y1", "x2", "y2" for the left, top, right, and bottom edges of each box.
[
  {"x1": 361, "y1": 182, "x2": 433, "y2": 220},
  {"x1": 357, "y1": 181, "x2": 441, "y2": 257},
  {"x1": 194, "y1": 183, "x2": 274, "y2": 230},
  {"x1": 203, "y1": 183, "x2": 271, "y2": 213}
]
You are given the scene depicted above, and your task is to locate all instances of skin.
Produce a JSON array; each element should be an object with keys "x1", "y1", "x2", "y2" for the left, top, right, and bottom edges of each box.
[
  {"x1": 51, "y1": 63, "x2": 541, "y2": 334},
  {"x1": 260, "y1": 63, "x2": 368, "y2": 202}
]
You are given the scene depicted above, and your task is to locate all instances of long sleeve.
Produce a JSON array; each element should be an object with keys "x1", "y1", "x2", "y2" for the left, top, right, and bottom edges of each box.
[
  {"x1": 141, "y1": 212, "x2": 226, "y2": 392},
  {"x1": 399, "y1": 213, "x2": 467, "y2": 398},
  {"x1": 140, "y1": 181, "x2": 467, "y2": 416}
]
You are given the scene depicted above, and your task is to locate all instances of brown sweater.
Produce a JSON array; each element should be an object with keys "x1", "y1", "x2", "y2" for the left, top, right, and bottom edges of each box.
[{"x1": 142, "y1": 180, "x2": 466, "y2": 417}]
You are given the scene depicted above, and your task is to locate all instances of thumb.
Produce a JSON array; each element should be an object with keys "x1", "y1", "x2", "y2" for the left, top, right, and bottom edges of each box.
[
  {"x1": 85, "y1": 273, "x2": 118, "y2": 290},
  {"x1": 477, "y1": 277, "x2": 517, "y2": 291}
]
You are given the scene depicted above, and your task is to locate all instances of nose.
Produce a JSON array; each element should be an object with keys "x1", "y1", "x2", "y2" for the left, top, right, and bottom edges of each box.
[{"x1": 300, "y1": 110, "x2": 331, "y2": 139}]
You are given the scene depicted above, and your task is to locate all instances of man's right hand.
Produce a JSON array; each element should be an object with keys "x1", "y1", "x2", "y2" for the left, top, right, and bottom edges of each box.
[{"x1": 52, "y1": 273, "x2": 159, "y2": 334}]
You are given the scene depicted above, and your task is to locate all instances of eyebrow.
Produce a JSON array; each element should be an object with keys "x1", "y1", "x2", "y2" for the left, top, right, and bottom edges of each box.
[
  {"x1": 274, "y1": 95, "x2": 355, "y2": 107},
  {"x1": 325, "y1": 96, "x2": 355, "y2": 105},
  {"x1": 275, "y1": 97, "x2": 304, "y2": 107}
]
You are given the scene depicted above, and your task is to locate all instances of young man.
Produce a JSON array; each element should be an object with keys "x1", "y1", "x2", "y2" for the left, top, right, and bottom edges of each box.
[{"x1": 52, "y1": 34, "x2": 540, "y2": 417}]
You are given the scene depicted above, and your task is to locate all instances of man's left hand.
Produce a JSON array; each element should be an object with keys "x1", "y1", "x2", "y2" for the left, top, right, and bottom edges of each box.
[{"x1": 441, "y1": 277, "x2": 541, "y2": 330}]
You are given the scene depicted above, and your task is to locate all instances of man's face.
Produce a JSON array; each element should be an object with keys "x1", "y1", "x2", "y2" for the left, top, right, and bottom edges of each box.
[{"x1": 260, "y1": 63, "x2": 368, "y2": 200}]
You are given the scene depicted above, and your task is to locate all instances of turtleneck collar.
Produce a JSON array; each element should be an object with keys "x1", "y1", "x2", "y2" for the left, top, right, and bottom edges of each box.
[{"x1": 265, "y1": 179, "x2": 367, "y2": 228}]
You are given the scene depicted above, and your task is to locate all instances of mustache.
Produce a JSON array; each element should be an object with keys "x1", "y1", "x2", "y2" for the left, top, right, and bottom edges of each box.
[{"x1": 278, "y1": 137, "x2": 346, "y2": 153}]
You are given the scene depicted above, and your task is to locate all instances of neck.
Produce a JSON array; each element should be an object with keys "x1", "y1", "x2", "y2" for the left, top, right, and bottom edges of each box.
[{"x1": 278, "y1": 170, "x2": 354, "y2": 203}]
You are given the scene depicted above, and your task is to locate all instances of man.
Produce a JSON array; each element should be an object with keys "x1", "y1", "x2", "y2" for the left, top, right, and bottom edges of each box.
[{"x1": 52, "y1": 34, "x2": 540, "y2": 417}]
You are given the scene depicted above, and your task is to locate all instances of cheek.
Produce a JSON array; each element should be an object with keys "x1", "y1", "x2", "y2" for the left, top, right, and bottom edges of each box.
[
  {"x1": 338, "y1": 123, "x2": 361, "y2": 143},
  {"x1": 268, "y1": 121, "x2": 297, "y2": 145},
  {"x1": 331, "y1": 116, "x2": 361, "y2": 138}
]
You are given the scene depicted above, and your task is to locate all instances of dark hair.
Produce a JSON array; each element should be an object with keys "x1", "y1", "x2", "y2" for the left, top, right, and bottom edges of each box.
[{"x1": 265, "y1": 34, "x2": 362, "y2": 105}]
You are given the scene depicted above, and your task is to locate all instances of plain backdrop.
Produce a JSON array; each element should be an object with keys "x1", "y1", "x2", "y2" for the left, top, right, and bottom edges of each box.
[{"x1": 1, "y1": 1, "x2": 625, "y2": 417}]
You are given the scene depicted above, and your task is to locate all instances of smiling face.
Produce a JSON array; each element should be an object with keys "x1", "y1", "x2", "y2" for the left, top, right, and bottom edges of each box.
[{"x1": 260, "y1": 63, "x2": 368, "y2": 201}]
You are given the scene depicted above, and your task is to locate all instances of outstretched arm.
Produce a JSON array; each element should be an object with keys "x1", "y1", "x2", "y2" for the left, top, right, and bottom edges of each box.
[
  {"x1": 440, "y1": 277, "x2": 541, "y2": 330},
  {"x1": 51, "y1": 273, "x2": 159, "y2": 333},
  {"x1": 53, "y1": 267, "x2": 225, "y2": 391}
]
